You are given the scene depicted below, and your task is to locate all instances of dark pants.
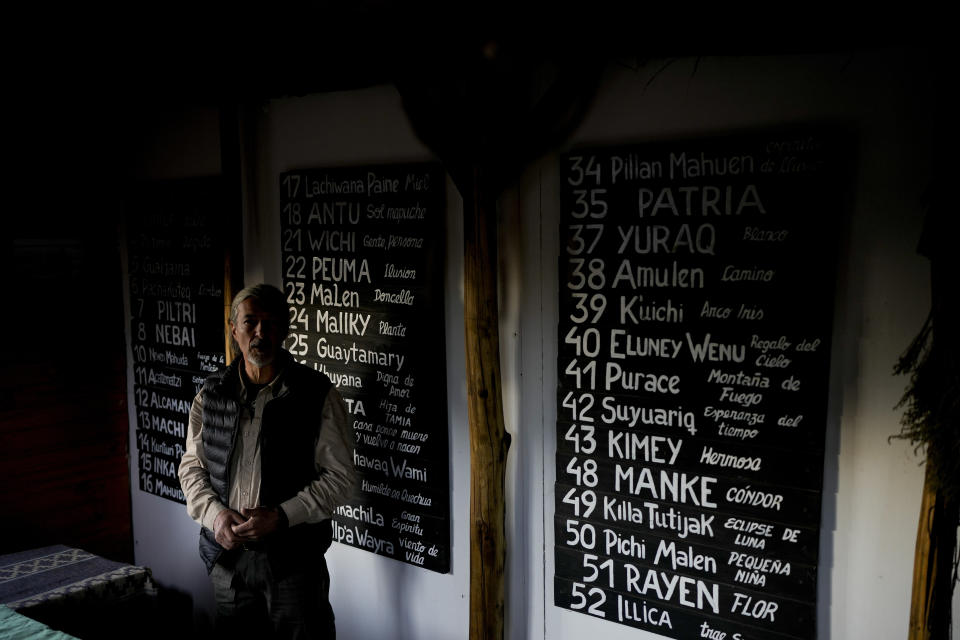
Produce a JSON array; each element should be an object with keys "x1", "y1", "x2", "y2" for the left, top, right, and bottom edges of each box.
[{"x1": 211, "y1": 550, "x2": 335, "y2": 640}]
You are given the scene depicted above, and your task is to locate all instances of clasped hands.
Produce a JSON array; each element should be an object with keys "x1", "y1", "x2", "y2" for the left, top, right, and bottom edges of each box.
[{"x1": 213, "y1": 506, "x2": 282, "y2": 550}]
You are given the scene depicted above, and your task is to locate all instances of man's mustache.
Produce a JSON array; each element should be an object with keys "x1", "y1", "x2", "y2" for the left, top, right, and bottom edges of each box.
[{"x1": 250, "y1": 338, "x2": 271, "y2": 351}]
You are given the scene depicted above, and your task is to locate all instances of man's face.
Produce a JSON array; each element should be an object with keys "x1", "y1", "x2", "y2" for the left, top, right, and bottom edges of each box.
[{"x1": 231, "y1": 298, "x2": 285, "y2": 368}]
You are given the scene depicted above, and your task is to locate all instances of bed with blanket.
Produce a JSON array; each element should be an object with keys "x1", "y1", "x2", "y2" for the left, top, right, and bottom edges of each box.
[{"x1": 0, "y1": 545, "x2": 156, "y2": 639}]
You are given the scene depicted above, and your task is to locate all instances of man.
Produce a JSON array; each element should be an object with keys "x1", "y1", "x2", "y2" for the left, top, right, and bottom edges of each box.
[{"x1": 178, "y1": 283, "x2": 356, "y2": 639}]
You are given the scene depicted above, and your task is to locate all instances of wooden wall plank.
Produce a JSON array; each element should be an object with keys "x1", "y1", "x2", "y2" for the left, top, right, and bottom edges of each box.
[{"x1": 3, "y1": 230, "x2": 133, "y2": 563}]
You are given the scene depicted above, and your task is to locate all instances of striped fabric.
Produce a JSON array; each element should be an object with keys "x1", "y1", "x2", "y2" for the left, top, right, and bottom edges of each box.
[{"x1": 0, "y1": 546, "x2": 154, "y2": 611}]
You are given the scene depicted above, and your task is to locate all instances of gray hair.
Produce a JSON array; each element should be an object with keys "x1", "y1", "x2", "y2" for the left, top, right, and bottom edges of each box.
[{"x1": 229, "y1": 283, "x2": 290, "y2": 341}]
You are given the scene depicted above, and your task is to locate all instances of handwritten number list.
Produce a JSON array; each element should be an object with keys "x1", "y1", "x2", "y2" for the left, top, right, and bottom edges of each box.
[
  {"x1": 554, "y1": 133, "x2": 844, "y2": 639},
  {"x1": 127, "y1": 178, "x2": 227, "y2": 504},
  {"x1": 279, "y1": 164, "x2": 449, "y2": 573}
]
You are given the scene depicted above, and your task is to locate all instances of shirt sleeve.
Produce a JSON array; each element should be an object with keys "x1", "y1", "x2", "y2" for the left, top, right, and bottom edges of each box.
[
  {"x1": 177, "y1": 391, "x2": 227, "y2": 531},
  {"x1": 280, "y1": 386, "x2": 358, "y2": 526}
]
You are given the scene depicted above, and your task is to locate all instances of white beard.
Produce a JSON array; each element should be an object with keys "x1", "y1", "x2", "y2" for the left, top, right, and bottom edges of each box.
[
  {"x1": 246, "y1": 342, "x2": 275, "y2": 367},
  {"x1": 246, "y1": 353, "x2": 274, "y2": 368}
]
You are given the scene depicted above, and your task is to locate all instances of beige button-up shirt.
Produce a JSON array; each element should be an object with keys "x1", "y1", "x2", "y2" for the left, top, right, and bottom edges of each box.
[{"x1": 178, "y1": 361, "x2": 357, "y2": 532}]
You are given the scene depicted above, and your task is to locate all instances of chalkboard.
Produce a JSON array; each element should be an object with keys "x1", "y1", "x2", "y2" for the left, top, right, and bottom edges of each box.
[
  {"x1": 126, "y1": 178, "x2": 227, "y2": 504},
  {"x1": 553, "y1": 131, "x2": 846, "y2": 639},
  {"x1": 279, "y1": 163, "x2": 450, "y2": 573}
]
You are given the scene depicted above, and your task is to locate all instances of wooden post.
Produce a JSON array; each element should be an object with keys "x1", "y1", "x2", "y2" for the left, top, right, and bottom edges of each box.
[
  {"x1": 222, "y1": 248, "x2": 238, "y2": 366},
  {"x1": 219, "y1": 103, "x2": 248, "y2": 365},
  {"x1": 908, "y1": 462, "x2": 959, "y2": 640},
  {"x1": 908, "y1": 464, "x2": 936, "y2": 640},
  {"x1": 906, "y1": 197, "x2": 959, "y2": 640},
  {"x1": 394, "y1": 42, "x2": 599, "y2": 637},
  {"x1": 463, "y1": 167, "x2": 511, "y2": 640}
]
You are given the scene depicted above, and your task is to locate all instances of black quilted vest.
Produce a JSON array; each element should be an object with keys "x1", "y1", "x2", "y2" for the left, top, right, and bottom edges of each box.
[{"x1": 197, "y1": 356, "x2": 334, "y2": 576}]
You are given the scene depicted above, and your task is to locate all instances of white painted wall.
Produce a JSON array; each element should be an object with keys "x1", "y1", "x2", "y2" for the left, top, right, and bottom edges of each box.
[
  {"x1": 527, "y1": 50, "x2": 938, "y2": 640},
  {"x1": 248, "y1": 86, "x2": 471, "y2": 640},
  {"x1": 125, "y1": 48, "x2": 952, "y2": 640}
]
